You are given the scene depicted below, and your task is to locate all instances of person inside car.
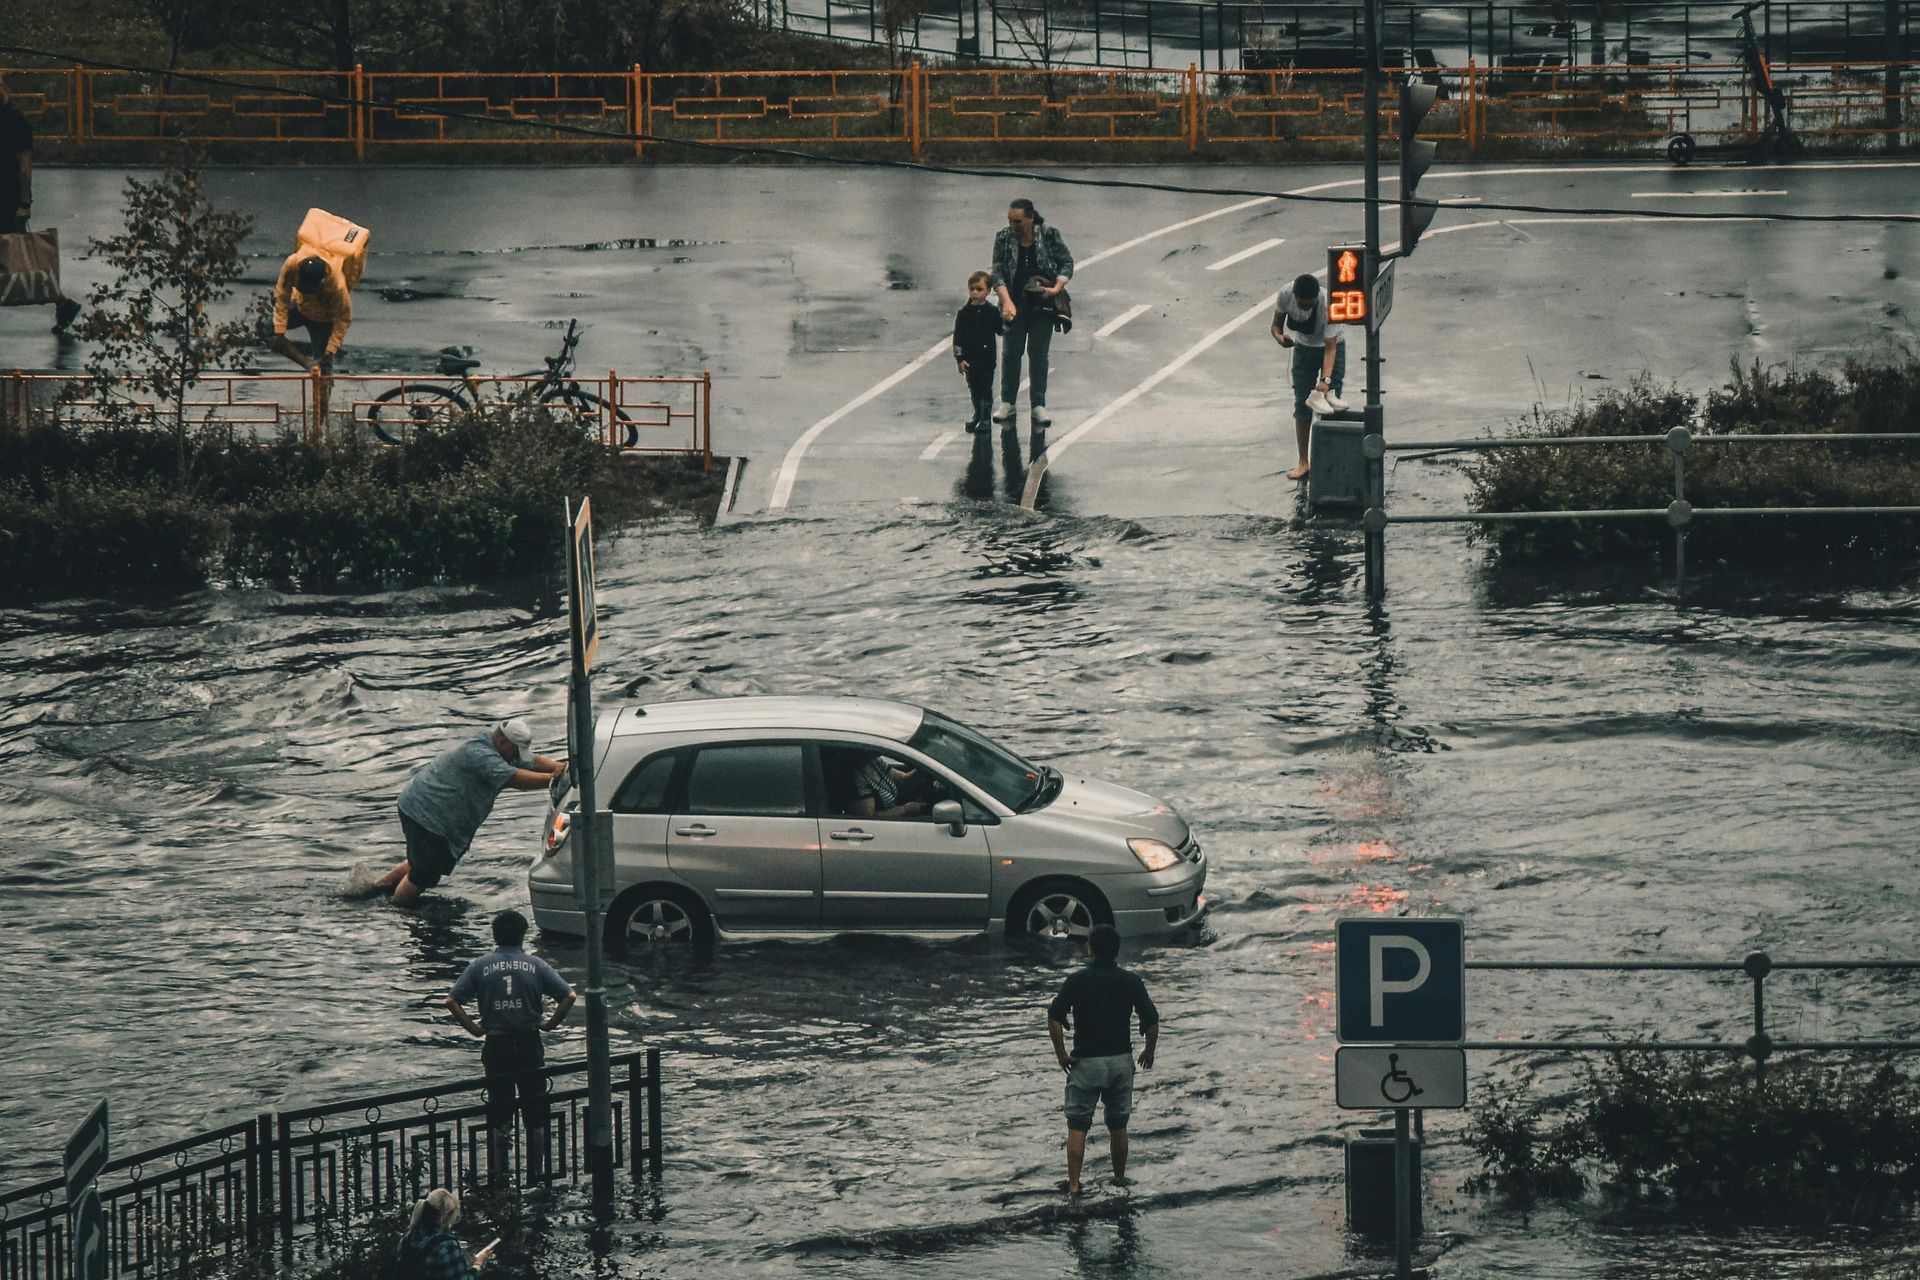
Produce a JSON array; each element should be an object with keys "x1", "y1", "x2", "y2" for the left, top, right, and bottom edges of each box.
[{"x1": 852, "y1": 754, "x2": 934, "y2": 820}]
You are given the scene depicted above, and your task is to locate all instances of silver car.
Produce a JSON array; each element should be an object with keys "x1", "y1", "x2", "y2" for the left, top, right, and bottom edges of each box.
[{"x1": 527, "y1": 696, "x2": 1207, "y2": 949}]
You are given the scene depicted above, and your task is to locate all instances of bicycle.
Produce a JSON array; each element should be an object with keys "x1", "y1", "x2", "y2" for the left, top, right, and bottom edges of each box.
[{"x1": 366, "y1": 319, "x2": 636, "y2": 446}]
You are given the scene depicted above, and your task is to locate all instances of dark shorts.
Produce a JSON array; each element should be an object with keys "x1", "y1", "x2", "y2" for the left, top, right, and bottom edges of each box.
[
  {"x1": 1291, "y1": 339, "x2": 1347, "y2": 419},
  {"x1": 1, "y1": 213, "x2": 26, "y2": 235},
  {"x1": 399, "y1": 810, "x2": 457, "y2": 889},
  {"x1": 482, "y1": 1034, "x2": 549, "y2": 1131}
]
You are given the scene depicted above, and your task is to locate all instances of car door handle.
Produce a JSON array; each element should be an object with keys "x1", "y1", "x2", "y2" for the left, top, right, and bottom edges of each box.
[
  {"x1": 674, "y1": 824, "x2": 716, "y2": 837},
  {"x1": 829, "y1": 828, "x2": 876, "y2": 842}
]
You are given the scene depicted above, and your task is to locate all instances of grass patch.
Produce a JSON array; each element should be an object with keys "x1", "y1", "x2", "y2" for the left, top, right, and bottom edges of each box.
[
  {"x1": 1467, "y1": 1052, "x2": 1920, "y2": 1223},
  {"x1": 1465, "y1": 352, "x2": 1920, "y2": 565},
  {"x1": 0, "y1": 408, "x2": 721, "y2": 599}
]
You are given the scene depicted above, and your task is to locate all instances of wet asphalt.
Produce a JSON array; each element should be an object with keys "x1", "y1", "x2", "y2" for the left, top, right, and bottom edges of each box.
[{"x1": 6, "y1": 159, "x2": 1916, "y2": 528}]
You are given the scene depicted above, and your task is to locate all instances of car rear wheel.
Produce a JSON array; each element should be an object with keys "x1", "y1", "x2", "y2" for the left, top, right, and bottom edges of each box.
[
  {"x1": 609, "y1": 887, "x2": 714, "y2": 956},
  {"x1": 1009, "y1": 881, "x2": 1112, "y2": 942}
]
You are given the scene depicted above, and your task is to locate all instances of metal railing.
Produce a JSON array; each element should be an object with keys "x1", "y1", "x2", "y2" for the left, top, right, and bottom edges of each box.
[
  {"x1": 4, "y1": 370, "x2": 715, "y2": 468},
  {"x1": 1381, "y1": 425, "x2": 1920, "y2": 579},
  {"x1": 4, "y1": 56, "x2": 1912, "y2": 158},
  {"x1": 1465, "y1": 954, "x2": 1920, "y2": 1076},
  {"x1": 0, "y1": 1051, "x2": 662, "y2": 1280},
  {"x1": 766, "y1": 0, "x2": 1917, "y2": 73}
]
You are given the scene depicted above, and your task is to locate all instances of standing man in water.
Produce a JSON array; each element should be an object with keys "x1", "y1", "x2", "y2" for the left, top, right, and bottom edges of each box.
[
  {"x1": 1047, "y1": 923, "x2": 1160, "y2": 1195},
  {"x1": 445, "y1": 909, "x2": 576, "y2": 1186},
  {"x1": 370, "y1": 719, "x2": 564, "y2": 907}
]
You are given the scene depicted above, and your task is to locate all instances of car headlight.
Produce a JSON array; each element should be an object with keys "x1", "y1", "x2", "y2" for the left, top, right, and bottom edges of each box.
[{"x1": 1128, "y1": 838, "x2": 1180, "y2": 872}]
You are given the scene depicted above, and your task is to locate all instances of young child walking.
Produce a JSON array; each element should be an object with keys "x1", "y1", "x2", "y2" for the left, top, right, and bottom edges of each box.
[{"x1": 953, "y1": 270, "x2": 1004, "y2": 433}]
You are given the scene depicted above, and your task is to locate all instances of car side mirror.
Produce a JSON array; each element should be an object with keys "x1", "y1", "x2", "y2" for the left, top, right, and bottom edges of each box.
[{"x1": 930, "y1": 800, "x2": 966, "y2": 837}]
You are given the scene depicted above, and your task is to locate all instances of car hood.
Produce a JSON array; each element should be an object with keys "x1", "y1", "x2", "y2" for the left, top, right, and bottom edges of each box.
[{"x1": 1026, "y1": 774, "x2": 1189, "y2": 846}]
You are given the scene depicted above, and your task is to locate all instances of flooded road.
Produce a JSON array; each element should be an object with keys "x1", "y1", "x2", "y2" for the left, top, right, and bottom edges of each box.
[{"x1": 6, "y1": 500, "x2": 1920, "y2": 1276}]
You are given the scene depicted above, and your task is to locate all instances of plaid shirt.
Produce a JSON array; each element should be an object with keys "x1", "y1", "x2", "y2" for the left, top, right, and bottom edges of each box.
[
  {"x1": 395, "y1": 1229, "x2": 478, "y2": 1280},
  {"x1": 991, "y1": 223, "x2": 1074, "y2": 298}
]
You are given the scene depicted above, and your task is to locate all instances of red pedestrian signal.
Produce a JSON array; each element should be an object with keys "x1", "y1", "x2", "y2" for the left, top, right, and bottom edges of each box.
[{"x1": 1327, "y1": 245, "x2": 1367, "y2": 325}]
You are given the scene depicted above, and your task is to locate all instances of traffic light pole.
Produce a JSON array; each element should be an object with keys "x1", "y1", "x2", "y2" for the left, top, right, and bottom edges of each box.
[{"x1": 1361, "y1": 0, "x2": 1387, "y2": 603}]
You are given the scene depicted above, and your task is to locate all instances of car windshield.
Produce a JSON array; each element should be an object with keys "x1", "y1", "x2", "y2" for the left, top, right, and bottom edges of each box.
[{"x1": 908, "y1": 711, "x2": 1043, "y2": 810}]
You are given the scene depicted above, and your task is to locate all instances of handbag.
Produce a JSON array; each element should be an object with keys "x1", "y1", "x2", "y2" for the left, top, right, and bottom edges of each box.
[{"x1": 0, "y1": 228, "x2": 62, "y2": 306}]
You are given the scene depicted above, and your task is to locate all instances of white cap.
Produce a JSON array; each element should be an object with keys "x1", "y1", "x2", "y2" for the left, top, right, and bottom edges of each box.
[{"x1": 496, "y1": 718, "x2": 534, "y2": 760}]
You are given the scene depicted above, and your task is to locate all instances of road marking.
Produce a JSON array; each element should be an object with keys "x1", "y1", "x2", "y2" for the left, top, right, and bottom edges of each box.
[
  {"x1": 1094, "y1": 303, "x2": 1152, "y2": 338},
  {"x1": 1440, "y1": 196, "x2": 1482, "y2": 204},
  {"x1": 1629, "y1": 189, "x2": 1789, "y2": 199},
  {"x1": 1206, "y1": 237, "x2": 1286, "y2": 271},
  {"x1": 920, "y1": 430, "x2": 961, "y2": 461},
  {"x1": 766, "y1": 195, "x2": 1278, "y2": 514}
]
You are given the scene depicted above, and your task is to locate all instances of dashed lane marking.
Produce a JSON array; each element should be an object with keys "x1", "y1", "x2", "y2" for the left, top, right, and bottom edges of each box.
[
  {"x1": 920, "y1": 430, "x2": 961, "y2": 461},
  {"x1": 1206, "y1": 237, "x2": 1286, "y2": 271},
  {"x1": 1094, "y1": 303, "x2": 1152, "y2": 339},
  {"x1": 1630, "y1": 189, "x2": 1790, "y2": 198}
]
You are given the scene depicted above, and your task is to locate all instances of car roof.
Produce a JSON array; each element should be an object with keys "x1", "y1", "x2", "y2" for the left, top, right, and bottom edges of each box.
[{"x1": 611, "y1": 695, "x2": 927, "y2": 741}]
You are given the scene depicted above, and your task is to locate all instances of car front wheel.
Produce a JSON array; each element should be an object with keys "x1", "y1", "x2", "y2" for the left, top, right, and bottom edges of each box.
[{"x1": 1009, "y1": 881, "x2": 1112, "y2": 942}]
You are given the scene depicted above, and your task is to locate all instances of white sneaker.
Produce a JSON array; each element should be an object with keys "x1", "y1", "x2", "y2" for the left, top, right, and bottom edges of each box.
[
  {"x1": 1031, "y1": 405, "x2": 1051, "y2": 427},
  {"x1": 1324, "y1": 389, "x2": 1350, "y2": 412},
  {"x1": 992, "y1": 401, "x2": 1015, "y2": 422},
  {"x1": 1304, "y1": 389, "x2": 1337, "y2": 417}
]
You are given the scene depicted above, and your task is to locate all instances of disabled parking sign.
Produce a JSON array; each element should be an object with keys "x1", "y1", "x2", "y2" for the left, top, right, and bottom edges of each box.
[{"x1": 1335, "y1": 918, "x2": 1465, "y2": 1044}]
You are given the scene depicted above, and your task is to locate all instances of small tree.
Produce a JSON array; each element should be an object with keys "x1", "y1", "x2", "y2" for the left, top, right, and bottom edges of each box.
[{"x1": 71, "y1": 159, "x2": 269, "y2": 481}]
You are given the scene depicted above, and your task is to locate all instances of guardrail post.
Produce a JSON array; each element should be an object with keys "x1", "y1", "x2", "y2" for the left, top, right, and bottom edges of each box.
[
  {"x1": 276, "y1": 1114, "x2": 294, "y2": 1265},
  {"x1": 701, "y1": 370, "x2": 712, "y2": 470},
  {"x1": 72, "y1": 64, "x2": 86, "y2": 150},
  {"x1": 1466, "y1": 57, "x2": 1479, "y2": 154},
  {"x1": 1188, "y1": 62, "x2": 1200, "y2": 152},
  {"x1": 910, "y1": 60, "x2": 924, "y2": 157},
  {"x1": 607, "y1": 369, "x2": 618, "y2": 448},
  {"x1": 1666, "y1": 425, "x2": 1691, "y2": 585},
  {"x1": 353, "y1": 64, "x2": 366, "y2": 160},
  {"x1": 1745, "y1": 951, "x2": 1774, "y2": 1088},
  {"x1": 646, "y1": 1048, "x2": 664, "y2": 1178},
  {"x1": 641, "y1": 64, "x2": 656, "y2": 160}
]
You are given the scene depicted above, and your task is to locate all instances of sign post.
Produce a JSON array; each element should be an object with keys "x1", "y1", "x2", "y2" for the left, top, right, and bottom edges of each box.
[
  {"x1": 64, "y1": 1102, "x2": 108, "y2": 1280},
  {"x1": 1335, "y1": 918, "x2": 1465, "y2": 1280},
  {"x1": 565, "y1": 497, "x2": 615, "y2": 1219}
]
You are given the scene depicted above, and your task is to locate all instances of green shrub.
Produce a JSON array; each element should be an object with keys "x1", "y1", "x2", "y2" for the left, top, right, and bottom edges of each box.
[
  {"x1": 1466, "y1": 1052, "x2": 1920, "y2": 1223},
  {"x1": 1465, "y1": 354, "x2": 1920, "y2": 564},
  {"x1": 0, "y1": 407, "x2": 720, "y2": 599}
]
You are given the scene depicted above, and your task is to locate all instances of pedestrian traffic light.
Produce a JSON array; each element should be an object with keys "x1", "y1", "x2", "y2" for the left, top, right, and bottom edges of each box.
[
  {"x1": 1398, "y1": 81, "x2": 1439, "y2": 256},
  {"x1": 1326, "y1": 245, "x2": 1367, "y2": 325}
]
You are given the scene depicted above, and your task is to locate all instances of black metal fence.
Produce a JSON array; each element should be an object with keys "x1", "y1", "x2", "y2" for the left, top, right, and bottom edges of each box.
[
  {"x1": 767, "y1": 0, "x2": 1917, "y2": 73},
  {"x1": 0, "y1": 1051, "x2": 662, "y2": 1280}
]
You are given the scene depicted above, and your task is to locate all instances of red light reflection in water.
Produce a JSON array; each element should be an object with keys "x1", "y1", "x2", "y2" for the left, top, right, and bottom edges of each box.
[{"x1": 1298, "y1": 884, "x2": 1409, "y2": 915}]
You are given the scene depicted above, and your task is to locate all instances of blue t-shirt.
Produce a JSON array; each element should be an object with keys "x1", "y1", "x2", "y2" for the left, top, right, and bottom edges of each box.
[
  {"x1": 450, "y1": 945, "x2": 573, "y2": 1036},
  {"x1": 398, "y1": 731, "x2": 521, "y2": 855}
]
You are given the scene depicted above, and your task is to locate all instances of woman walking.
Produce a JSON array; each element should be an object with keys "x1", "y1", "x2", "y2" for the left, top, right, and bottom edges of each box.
[{"x1": 991, "y1": 198, "x2": 1074, "y2": 429}]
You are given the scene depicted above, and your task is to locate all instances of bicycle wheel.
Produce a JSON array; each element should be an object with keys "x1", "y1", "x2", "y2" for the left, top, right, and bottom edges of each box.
[
  {"x1": 366, "y1": 384, "x2": 468, "y2": 445},
  {"x1": 542, "y1": 388, "x2": 637, "y2": 448}
]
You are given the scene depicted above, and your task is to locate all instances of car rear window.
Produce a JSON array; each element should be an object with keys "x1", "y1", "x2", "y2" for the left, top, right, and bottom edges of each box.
[
  {"x1": 684, "y1": 744, "x2": 808, "y2": 817},
  {"x1": 611, "y1": 752, "x2": 678, "y2": 814}
]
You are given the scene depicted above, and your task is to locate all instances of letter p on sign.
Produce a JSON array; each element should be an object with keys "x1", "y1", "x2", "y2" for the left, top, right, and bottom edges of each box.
[{"x1": 1336, "y1": 919, "x2": 1464, "y2": 1044}]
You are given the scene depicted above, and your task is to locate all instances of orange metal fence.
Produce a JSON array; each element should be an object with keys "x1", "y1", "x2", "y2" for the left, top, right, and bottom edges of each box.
[
  {"x1": 3, "y1": 370, "x2": 714, "y2": 468},
  {"x1": 5, "y1": 60, "x2": 1913, "y2": 155}
]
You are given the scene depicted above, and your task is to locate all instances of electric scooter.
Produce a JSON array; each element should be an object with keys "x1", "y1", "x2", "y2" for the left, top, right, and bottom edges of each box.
[{"x1": 1665, "y1": 0, "x2": 1800, "y2": 164}]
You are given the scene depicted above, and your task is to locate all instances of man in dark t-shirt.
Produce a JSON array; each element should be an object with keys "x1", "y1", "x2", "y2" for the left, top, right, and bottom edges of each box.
[
  {"x1": 447, "y1": 910, "x2": 576, "y2": 1185},
  {"x1": 1, "y1": 76, "x2": 81, "y2": 334},
  {"x1": 1047, "y1": 923, "x2": 1160, "y2": 1195}
]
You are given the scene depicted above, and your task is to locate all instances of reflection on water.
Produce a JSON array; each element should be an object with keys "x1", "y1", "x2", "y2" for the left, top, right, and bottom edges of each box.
[{"x1": 4, "y1": 512, "x2": 1920, "y2": 1276}]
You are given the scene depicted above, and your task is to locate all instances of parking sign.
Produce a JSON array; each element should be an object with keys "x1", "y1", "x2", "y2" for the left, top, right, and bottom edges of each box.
[{"x1": 1335, "y1": 918, "x2": 1465, "y2": 1044}]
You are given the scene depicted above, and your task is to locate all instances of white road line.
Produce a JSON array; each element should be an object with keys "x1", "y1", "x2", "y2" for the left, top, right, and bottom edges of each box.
[
  {"x1": 1094, "y1": 303, "x2": 1152, "y2": 338},
  {"x1": 1206, "y1": 237, "x2": 1286, "y2": 272},
  {"x1": 1629, "y1": 189, "x2": 1789, "y2": 199},
  {"x1": 920, "y1": 430, "x2": 961, "y2": 461},
  {"x1": 766, "y1": 195, "x2": 1278, "y2": 514},
  {"x1": 1440, "y1": 196, "x2": 1483, "y2": 204}
]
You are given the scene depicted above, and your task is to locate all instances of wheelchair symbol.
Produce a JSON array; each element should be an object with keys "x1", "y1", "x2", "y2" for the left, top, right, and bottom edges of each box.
[{"x1": 1380, "y1": 1054, "x2": 1424, "y2": 1104}]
